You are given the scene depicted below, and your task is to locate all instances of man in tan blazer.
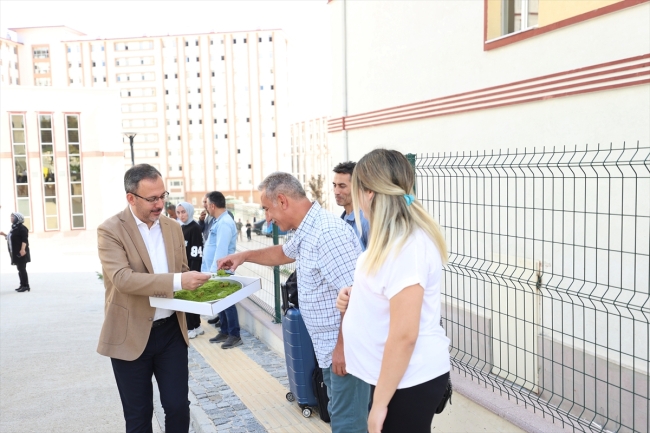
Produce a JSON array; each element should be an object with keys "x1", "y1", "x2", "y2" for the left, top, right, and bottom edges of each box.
[{"x1": 97, "y1": 164, "x2": 209, "y2": 433}]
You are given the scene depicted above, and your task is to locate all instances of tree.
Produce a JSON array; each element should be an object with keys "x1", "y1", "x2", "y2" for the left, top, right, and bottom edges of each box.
[{"x1": 307, "y1": 175, "x2": 326, "y2": 207}]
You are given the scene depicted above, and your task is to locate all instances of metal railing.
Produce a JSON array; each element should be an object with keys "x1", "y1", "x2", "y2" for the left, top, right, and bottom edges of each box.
[{"x1": 409, "y1": 142, "x2": 649, "y2": 433}]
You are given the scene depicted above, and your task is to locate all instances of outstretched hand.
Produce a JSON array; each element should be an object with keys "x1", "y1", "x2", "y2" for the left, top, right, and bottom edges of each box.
[
  {"x1": 181, "y1": 271, "x2": 210, "y2": 290},
  {"x1": 217, "y1": 252, "x2": 247, "y2": 273}
]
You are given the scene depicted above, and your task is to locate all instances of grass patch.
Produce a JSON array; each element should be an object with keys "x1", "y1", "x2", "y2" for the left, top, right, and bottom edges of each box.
[{"x1": 174, "y1": 279, "x2": 242, "y2": 302}]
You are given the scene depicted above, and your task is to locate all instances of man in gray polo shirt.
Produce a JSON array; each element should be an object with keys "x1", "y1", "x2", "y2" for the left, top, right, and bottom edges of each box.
[{"x1": 217, "y1": 172, "x2": 369, "y2": 433}]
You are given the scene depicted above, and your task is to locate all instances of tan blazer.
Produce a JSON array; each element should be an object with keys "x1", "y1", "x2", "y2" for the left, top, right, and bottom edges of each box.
[{"x1": 97, "y1": 206, "x2": 190, "y2": 361}]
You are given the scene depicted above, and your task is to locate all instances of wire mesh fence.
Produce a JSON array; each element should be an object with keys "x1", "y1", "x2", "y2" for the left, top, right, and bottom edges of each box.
[
  {"x1": 410, "y1": 142, "x2": 649, "y2": 433},
  {"x1": 233, "y1": 223, "x2": 295, "y2": 323}
]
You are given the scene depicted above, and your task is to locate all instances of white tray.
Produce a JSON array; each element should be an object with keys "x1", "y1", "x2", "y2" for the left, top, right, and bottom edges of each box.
[{"x1": 149, "y1": 275, "x2": 261, "y2": 315}]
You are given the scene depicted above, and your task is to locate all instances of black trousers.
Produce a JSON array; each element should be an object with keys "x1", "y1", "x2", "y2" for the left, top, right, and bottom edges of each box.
[
  {"x1": 186, "y1": 312, "x2": 201, "y2": 330},
  {"x1": 16, "y1": 261, "x2": 29, "y2": 287},
  {"x1": 371, "y1": 372, "x2": 449, "y2": 433},
  {"x1": 111, "y1": 314, "x2": 189, "y2": 433}
]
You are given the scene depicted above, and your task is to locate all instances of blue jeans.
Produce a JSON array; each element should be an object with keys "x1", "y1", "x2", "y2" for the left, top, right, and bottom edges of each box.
[
  {"x1": 322, "y1": 367, "x2": 370, "y2": 433},
  {"x1": 219, "y1": 305, "x2": 240, "y2": 338}
]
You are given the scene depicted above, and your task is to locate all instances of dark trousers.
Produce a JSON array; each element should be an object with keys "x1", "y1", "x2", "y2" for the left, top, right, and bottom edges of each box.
[
  {"x1": 219, "y1": 305, "x2": 240, "y2": 337},
  {"x1": 16, "y1": 261, "x2": 29, "y2": 287},
  {"x1": 186, "y1": 313, "x2": 201, "y2": 330},
  {"x1": 111, "y1": 315, "x2": 189, "y2": 433},
  {"x1": 370, "y1": 372, "x2": 449, "y2": 433}
]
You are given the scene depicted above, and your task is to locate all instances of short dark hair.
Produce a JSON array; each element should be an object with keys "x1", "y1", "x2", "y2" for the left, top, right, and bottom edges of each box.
[
  {"x1": 333, "y1": 161, "x2": 356, "y2": 176},
  {"x1": 124, "y1": 164, "x2": 162, "y2": 193},
  {"x1": 166, "y1": 204, "x2": 176, "y2": 211},
  {"x1": 207, "y1": 191, "x2": 226, "y2": 208}
]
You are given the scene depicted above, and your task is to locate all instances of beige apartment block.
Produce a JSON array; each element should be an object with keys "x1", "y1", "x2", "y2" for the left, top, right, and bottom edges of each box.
[
  {"x1": 290, "y1": 117, "x2": 334, "y2": 210},
  {"x1": 3, "y1": 25, "x2": 290, "y2": 213}
]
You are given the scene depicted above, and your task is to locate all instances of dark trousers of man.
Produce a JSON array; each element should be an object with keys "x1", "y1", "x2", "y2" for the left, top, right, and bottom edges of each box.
[
  {"x1": 111, "y1": 314, "x2": 189, "y2": 433},
  {"x1": 16, "y1": 261, "x2": 29, "y2": 287},
  {"x1": 219, "y1": 305, "x2": 240, "y2": 337}
]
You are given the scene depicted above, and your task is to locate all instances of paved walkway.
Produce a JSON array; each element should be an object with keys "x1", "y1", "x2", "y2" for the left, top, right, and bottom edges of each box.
[{"x1": 0, "y1": 232, "x2": 530, "y2": 433}]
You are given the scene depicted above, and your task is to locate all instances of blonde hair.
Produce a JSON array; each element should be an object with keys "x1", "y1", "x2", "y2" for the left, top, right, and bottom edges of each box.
[{"x1": 352, "y1": 149, "x2": 448, "y2": 274}]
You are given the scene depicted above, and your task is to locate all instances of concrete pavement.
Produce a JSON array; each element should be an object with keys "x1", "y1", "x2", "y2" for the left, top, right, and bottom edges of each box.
[{"x1": 0, "y1": 231, "x2": 548, "y2": 433}]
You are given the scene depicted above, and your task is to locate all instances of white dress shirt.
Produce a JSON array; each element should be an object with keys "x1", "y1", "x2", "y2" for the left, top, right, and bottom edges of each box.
[{"x1": 130, "y1": 207, "x2": 182, "y2": 321}]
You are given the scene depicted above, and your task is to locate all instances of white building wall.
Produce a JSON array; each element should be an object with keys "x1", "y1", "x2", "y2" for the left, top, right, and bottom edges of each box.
[
  {"x1": 329, "y1": 0, "x2": 650, "y2": 159},
  {"x1": 0, "y1": 86, "x2": 123, "y2": 236}
]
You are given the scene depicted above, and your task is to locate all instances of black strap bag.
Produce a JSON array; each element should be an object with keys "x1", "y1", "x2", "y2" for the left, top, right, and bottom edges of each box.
[{"x1": 281, "y1": 271, "x2": 298, "y2": 315}]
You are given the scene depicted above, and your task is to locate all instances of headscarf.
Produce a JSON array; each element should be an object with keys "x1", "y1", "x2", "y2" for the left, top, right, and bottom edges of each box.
[
  {"x1": 8, "y1": 212, "x2": 25, "y2": 255},
  {"x1": 11, "y1": 212, "x2": 24, "y2": 228},
  {"x1": 176, "y1": 201, "x2": 195, "y2": 225}
]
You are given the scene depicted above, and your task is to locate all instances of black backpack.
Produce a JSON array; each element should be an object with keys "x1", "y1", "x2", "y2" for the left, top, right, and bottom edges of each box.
[{"x1": 281, "y1": 271, "x2": 298, "y2": 315}]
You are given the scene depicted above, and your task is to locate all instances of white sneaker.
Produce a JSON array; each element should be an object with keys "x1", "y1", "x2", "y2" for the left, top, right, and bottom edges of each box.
[
  {"x1": 188, "y1": 329, "x2": 197, "y2": 339},
  {"x1": 194, "y1": 326, "x2": 205, "y2": 335}
]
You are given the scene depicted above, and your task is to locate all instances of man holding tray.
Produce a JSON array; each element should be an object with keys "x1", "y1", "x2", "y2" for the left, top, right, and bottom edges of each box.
[
  {"x1": 97, "y1": 164, "x2": 210, "y2": 433},
  {"x1": 217, "y1": 172, "x2": 369, "y2": 433}
]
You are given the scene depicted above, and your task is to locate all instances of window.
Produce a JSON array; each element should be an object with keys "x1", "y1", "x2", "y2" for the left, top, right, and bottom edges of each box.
[
  {"x1": 269, "y1": 36, "x2": 273, "y2": 42},
  {"x1": 196, "y1": 57, "x2": 199, "y2": 62},
  {"x1": 260, "y1": 85, "x2": 264, "y2": 90},
  {"x1": 185, "y1": 41, "x2": 189, "y2": 47},
  {"x1": 214, "y1": 119, "x2": 217, "y2": 124},
  {"x1": 38, "y1": 114, "x2": 59, "y2": 230},
  {"x1": 165, "y1": 74, "x2": 168, "y2": 79},
  {"x1": 212, "y1": 72, "x2": 215, "y2": 77},
  {"x1": 197, "y1": 88, "x2": 201, "y2": 93},
  {"x1": 224, "y1": 119, "x2": 228, "y2": 123},
  {"x1": 65, "y1": 115, "x2": 85, "y2": 229},
  {"x1": 224, "y1": 134, "x2": 228, "y2": 139},
  {"x1": 10, "y1": 114, "x2": 31, "y2": 229},
  {"x1": 33, "y1": 48, "x2": 49, "y2": 58},
  {"x1": 199, "y1": 120, "x2": 202, "y2": 124},
  {"x1": 272, "y1": 132, "x2": 276, "y2": 137},
  {"x1": 259, "y1": 37, "x2": 262, "y2": 42},
  {"x1": 237, "y1": 149, "x2": 241, "y2": 154},
  {"x1": 197, "y1": 72, "x2": 200, "y2": 77},
  {"x1": 486, "y1": 0, "x2": 540, "y2": 40},
  {"x1": 221, "y1": 56, "x2": 224, "y2": 61},
  {"x1": 188, "y1": 104, "x2": 192, "y2": 109},
  {"x1": 271, "y1": 85, "x2": 274, "y2": 90},
  {"x1": 243, "y1": 38, "x2": 247, "y2": 43},
  {"x1": 246, "y1": 118, "x2": 250, "y2": 123},
  {"x1": 271, "y1": 101, "x2": 274, "y2": 106},
  {"x1": 190, "y1": 120, "x2": 193, "y2": 125},
  {"x1": 233, "y1": 39, "x2": 237, "y2": 44}
]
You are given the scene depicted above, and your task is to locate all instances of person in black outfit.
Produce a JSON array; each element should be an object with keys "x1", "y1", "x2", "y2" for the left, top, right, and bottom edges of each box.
[
  {"x1": 245, "y1": 220, "x2": 252, "y2": 241},
  {"x1": 176, "y1": 201, "x2": 204, "y2": 338},
  {"x1": 0, "y1": 212, "x2": 31, "y2": 292}
]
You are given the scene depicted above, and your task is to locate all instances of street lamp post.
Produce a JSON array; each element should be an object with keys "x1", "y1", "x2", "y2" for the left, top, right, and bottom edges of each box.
[{"x1": 123, "y1": 132, "x2": 137, "y2": 166}]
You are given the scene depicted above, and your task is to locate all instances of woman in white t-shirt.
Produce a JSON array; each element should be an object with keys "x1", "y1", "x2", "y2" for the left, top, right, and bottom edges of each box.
[{"x1": 337, "y1": 149, "x2": 450, "y2": 433}]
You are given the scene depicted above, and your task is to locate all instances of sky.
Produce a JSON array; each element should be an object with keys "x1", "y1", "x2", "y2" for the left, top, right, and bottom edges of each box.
[{"x1": 0, "y1": 0, "x2": 332, "y2": 122}]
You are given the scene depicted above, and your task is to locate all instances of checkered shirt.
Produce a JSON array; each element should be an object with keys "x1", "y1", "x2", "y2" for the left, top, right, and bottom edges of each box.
[{"x1": 282, "y1": 201, "x2": 362, "y2": 368}]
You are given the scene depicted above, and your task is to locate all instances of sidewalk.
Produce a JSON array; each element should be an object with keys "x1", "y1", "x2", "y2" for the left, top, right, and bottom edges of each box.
[{"x1": 0, "y1": 232, "x2": 537, "y2": 433}]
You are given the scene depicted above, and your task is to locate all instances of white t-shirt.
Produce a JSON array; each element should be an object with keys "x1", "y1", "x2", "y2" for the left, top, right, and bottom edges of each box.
[{"x1": 342, "y1": 228, "x2": 450, "y2": 389}]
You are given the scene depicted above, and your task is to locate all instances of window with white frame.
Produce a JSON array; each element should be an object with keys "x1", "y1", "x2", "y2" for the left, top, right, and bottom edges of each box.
[
  {"x1": 65, "y1": 115, "x2": 85, "y2": 229},
  {"x1": 10, "y1": 114, "x2": 31, "y2": 229},
  {"x1": 39, "y1": 114, "x2": 58, "y2": 230}
]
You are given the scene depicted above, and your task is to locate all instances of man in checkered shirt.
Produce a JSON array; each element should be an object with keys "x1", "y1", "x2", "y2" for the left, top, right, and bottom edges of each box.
[{"x1": 218, "y1": 172, "x2": 370, "y2": 433}]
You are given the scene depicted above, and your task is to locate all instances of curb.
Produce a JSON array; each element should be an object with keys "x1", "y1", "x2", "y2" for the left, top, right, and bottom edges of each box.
[{"x1": 189, "y1": 391, "x2": 218, "y2": 433}]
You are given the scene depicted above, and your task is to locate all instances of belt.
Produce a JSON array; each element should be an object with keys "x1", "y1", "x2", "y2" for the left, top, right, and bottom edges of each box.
[{"x1": 152, "y1": 315, "x2": 175, "y2": 328}]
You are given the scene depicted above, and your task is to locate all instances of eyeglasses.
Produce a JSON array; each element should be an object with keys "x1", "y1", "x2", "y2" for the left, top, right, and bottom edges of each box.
[{"x1": 130, "y1": 191, "x2": 170, "y2": 203}]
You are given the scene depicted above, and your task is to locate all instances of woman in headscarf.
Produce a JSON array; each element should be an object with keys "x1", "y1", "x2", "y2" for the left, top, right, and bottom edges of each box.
[
  {"x1": 0, "y1": 212, "x2": 31, "y2": 292},
  {"x1": 176, "y1": 201, "x2": 204, "y2": 338}
]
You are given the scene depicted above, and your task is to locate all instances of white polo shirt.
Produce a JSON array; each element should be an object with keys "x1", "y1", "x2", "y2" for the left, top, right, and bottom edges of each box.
[{"x1": 342, "y1": 228, "x2": 450, "y2": 388}]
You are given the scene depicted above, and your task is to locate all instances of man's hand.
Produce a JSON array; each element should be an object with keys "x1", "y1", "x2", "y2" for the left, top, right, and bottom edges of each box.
[
  {"x1": 336, "y1": 286, "x2": 352, "y2": 314},
  {"x1": 181, "y1": 271, "x2": 210, "y2": 290},
  {"x1": 199, "y1": 210, "x2": 207, "y2": 222},
  {"x1": 217, "y1": 252, "x2": 247, "y2": 273},
  {"x1": 19, "y1": 249, "x2": 26, "y2": 257},
  {"x1": 0, "y1": 231, "x2": 6, "y2": 238},
  {"x1": 331, "y1": 339, "x2": 347, "y2": 376}
]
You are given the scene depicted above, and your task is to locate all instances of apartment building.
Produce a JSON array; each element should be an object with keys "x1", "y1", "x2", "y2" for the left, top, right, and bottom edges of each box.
[
  {"x1": 289, "y1": 117, "x2": 333, "y2": 210},
  {"x1": 2, "y1": 25, "x2": 290, "y2": 214}
]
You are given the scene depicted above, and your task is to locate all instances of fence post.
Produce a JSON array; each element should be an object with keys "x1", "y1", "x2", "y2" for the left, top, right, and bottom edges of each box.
[
  {"x1": 406, "y1": 153, "x2": 416, "y2": 194},
  {"x1": 272, "y1": 224, "x2": 282, "y2": 323}
]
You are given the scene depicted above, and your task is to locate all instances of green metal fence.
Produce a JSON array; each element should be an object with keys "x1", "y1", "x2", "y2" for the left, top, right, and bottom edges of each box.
[
  {"x1": 408, "y1": 142, "x2": 649, "y2": 433},
  {"x1": 234, "y1": 222, "x2": 294, "y2": 324}
]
